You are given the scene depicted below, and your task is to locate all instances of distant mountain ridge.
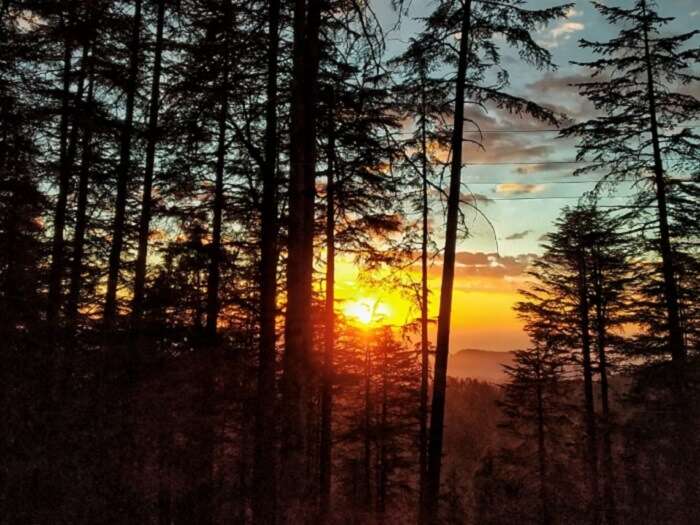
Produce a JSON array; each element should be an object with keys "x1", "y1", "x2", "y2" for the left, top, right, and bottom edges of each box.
[{"x1": 447, "y1": 348, "x2": 515, "y2": 383}]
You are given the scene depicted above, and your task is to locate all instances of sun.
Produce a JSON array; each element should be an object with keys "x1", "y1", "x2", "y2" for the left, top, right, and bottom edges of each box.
[{"x1": 343, "y1": 298, "x2": 390, "y2": 327}]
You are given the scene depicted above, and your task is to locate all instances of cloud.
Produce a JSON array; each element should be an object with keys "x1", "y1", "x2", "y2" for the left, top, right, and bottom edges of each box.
[
  {"x1": 495, "y1": 183, "x2": 545, "y2": 195},
  {"x1": 537, "y1": 8, "x2": 585, "y2": 49},
  {"x1": 417, "y1": 251, "x2": 539, "y2": 294},
  {"x1": 551, "y1": 22, "x2": 584, "y2": 39},
  {"x1": 505, "y1": 230, "x2": 531, "y2": 241},
  {"x1": 525, "y1": 72, "x2": 599, "y2": 122},
  {"x1": 461, "y1": 192, "x2": 494, "y2": 206},
  {"x1": 451, "y1": 252, "x2": 537, "y2": 280},
  {"x1": 515, "y1": 163, "x2": 571, "y2": 176}
]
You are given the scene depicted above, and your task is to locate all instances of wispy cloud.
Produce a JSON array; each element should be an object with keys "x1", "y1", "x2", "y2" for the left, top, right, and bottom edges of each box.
[
  {"x1": 505, "y1": 230, "x2": 531, "y2": 241},
  {"x1": 495, "y1": 183, "x2": 545, "y2": 195}
]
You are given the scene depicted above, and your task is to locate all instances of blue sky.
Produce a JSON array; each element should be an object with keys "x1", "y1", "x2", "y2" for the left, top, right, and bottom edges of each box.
[{"x1": 374, "y1": 0, "x2": 700, "y2": 258}]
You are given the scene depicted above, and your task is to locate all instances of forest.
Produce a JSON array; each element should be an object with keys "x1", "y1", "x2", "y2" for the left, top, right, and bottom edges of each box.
[{"x1": 1, "y1": 0, "x2": 699, "y2": 523}]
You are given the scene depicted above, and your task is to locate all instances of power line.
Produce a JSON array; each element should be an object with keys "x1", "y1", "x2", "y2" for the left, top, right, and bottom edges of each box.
[
  {"x1": 460, "y1": 159, "x2": 692, "y2": 166},
  {"x1": 462, "y1": 177, "x2": 694, "y2": 184},
  {"x1": 480, "y1": 196, "x2": 633, "y2": 201},
  {"x1": 466, "y1": 161, "x2": 586, "y2": 165},
  {"x1": 393, "y1": 126, "x2": 700, "y2": 135},
  {"x1": 464, "y1": 180, "x2": 607, "y2": 184}
]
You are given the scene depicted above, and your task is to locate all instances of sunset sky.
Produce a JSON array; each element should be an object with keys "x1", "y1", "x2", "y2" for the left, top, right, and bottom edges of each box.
[{"x1": 337, "y1": 0, "x2": 700, "y2": 352}]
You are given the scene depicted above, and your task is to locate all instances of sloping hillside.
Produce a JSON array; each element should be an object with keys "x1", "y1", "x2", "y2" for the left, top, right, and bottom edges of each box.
[{"x1": 447, "y1": 348, "x2": 515, "y2": 383}]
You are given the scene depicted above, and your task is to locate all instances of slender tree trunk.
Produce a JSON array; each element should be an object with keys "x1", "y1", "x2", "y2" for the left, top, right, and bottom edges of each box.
[
  {"x1": 253, "y1": 0, "x2": 280, "y2": 521},
  {"x1": 43, "y1": 27, "x2": 87, "y2": 502},
  {"x1": 577, "y1": 251, "x2": 600, "y2": 525},
  {"x1": 200, "y1": 5, "x2": 233, "y2": 523},
  {"x1": 205, "y1": 1, "x2": 232, "y2": 342},
  {"x1": 53, "y1": 39, "x2": 91, "y2": 331},
  {"x1": 640, "y1": 0, "x2": 685, "y2": 364},
  {"x1": 49, "y1": 35, "x2": 89, "y2": 400},
  {"x1": 319, "y1": 85, "x2": 336, "y2": 521},
  {"x1": 66, "y1": 54, "x2": 96, "y2": 329},
  {"x1": 641, "y1": 14, "x2": 694, "y2": 523},
  {"x1": 592, "y1": 264, "x2": 616, "y2": 525},
  {"x1": 281, "y1": 0, "x2": 323, "y2": 518},
  {"x1": 363, "y1": 339, "x2": 372, "y2": 511},
  {"x1": 47, "y1": 26, "x2": 73, "y2": 329},
  {"x1": 378, "y1": 338, "x2": 388, "y2": 520},
  {"x1": 425, "y1": 1, "x2": 471, "y2": 520},
  {"x1": 131, "y1": 0, "x2": 165, "y2": 339},
  {"x1": 104, "y1": 0, "x2": 143, "y2": 329},
  {"x1": 418, "y1": 67, "x2": 430, "y2": 523},
  {"x1": 535, "y1": 365, "x2": 551, "y2": 525}
]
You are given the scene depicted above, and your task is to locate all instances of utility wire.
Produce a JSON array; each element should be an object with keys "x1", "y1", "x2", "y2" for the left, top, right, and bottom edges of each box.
[
  {"x1": 462, "y1": 177, "x2": 694, "y2": 184},
  {"x1": 393, "y1": 126, "x2": 700, "y2": 135},
  {"x1": 479, "y1": 196, "x2": 633, "y2": 201}
]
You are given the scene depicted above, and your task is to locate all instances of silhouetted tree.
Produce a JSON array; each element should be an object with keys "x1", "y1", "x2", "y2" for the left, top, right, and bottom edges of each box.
[
  {"x1": 562, "y1": 0, "x2": 700, "y2": 366},
  {"x1": 414, "y1": 2, "x2": 570, "y2": 519}
]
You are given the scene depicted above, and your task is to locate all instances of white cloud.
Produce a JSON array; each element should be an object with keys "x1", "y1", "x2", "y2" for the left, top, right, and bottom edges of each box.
[
  {"x1": 537, "y1": 8, "x2": 585, "y2": 49},
  {"x1": 551, "y1": 22, "x2": 585, "y2": 39}
]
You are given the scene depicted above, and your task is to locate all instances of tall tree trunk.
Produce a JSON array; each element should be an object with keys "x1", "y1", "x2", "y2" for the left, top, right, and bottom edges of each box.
[
  {"x1": 319, "y1": 85, "x2": 336, "y2": 521},
  {"x1": 47, "y1": 24, "x2": 73, "y2": 329},
  {"x1": 418, "y1": 65, "x2": 430, "y2": 523},
  {"x1": 363, "y1": 340, "x2": 372, "y2": 511},
  {"x1": 131, "y1": 0, "x2": 165, "y2": 340},
  {"x1": 592, "y1": 261, "x2": 616, "y2": 525},
  {"x1": 425, "y1": 1, "x2": 471, "y2": 521},
  {"x1": 378, "y1": 338, "x2": 388, "y2": 519},
  {"x1": 103, "y1": 0, "x2": 143, "y2": 329},
  {"x1": 51, "y1": 38, "x2": 91, "y2": 334},
  {"x1": 205, "y1": 1, "x2": 232, "y2": 342},
  {"x1": 640, "y1": 0, "x2": 685, "y2": 364},
  {"x1": 200, "y1": 5, "x2": 233, "y2": 523},
  {"x1": 49, "y1": 26, "x2": 90, "y2": 333},
  {"x1": 577, "y1": 251, "x2": 600, "y2": 525},
  {"x1": 66, "y1": 52, "x2": 95, "y2": 329},
  {"x1": 253, "y1": 0, "x2": 281, "y2": 521},
  {"x1": 281, "y1": 0, "x2": 323, "y2": 518},
  {"x1": 535, "y1": 363, "x2": 551, "y2": 525}
]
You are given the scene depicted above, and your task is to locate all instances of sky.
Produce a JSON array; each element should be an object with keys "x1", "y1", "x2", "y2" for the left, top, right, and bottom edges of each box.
[{"x1": 336, "y1": 0, "x2": 700, "y2": 352}]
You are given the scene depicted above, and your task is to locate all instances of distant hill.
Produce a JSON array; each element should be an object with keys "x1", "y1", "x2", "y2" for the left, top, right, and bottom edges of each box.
[{"x1": 447, "y1": 348, "x2": 515, "y2": 383}]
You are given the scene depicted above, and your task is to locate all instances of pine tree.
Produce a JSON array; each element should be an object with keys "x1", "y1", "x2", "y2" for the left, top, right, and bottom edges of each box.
[
  {"x1": 252, "y1": 0, "x2": 281, "y2": 521},
  {"x1": 498, "y1": 346, "x2": 569, "y2": 525},
  {"x1": 517, "y1": 204, "x2": 636, "y2": 524},
  {"x1": 280, "y1": 0, "x2": 323, "y2": 517},
  {"x1": 562, "y1": 0, "x2": 700, "y2": 365},
  {"x1": 392, "y1": 38, "x2": 451, "y2": 511},
  {"x1": 414, "y1": 2, "x2": 571, "y2": 519}
]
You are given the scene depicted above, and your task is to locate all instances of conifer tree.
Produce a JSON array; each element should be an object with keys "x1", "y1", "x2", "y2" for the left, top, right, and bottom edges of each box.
[
  {"x1": 392, "y1": 39, "x2": 451, "y2": 510},
  {"x1": 562, "y1": 0, "x2": 700, "y2": 365},
  {"x1": 413, "y1": 2, "x2": 570, "y2": 518},
  {"x1": 498, "y1": 346, "x2": 569, "y2": 525}
]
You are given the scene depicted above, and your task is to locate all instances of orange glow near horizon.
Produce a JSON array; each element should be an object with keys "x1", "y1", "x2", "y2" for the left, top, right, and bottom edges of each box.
[{"x1": 333, "y1": 256, "x2": 528, "y2": 351}]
